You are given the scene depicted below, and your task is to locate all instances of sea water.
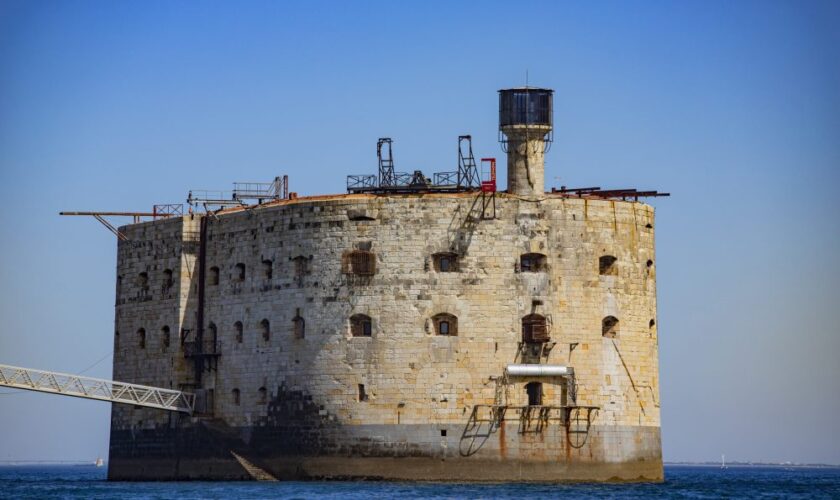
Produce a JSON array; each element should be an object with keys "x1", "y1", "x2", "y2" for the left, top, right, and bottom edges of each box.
[{"x1": 0, "y1": 464, "x2": 838, "y2": 499}]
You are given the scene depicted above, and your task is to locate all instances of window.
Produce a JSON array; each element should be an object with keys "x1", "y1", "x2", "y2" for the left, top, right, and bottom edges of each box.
[
  {"x1": 646, "y1": 259, "x2": 654, "y2": 268},
  {"x1": 293, "y1": 311, "x2": 305, "y2": 339},
  {"x1": 137, "y1": 272, "x2": 149, "y2": 288},
  {"x1": 343, "y1": 250, "x2": 376, "y2": 276},
  {"x1": 208, "y1": 266, "x2": 220, "y2": 286},
  {"x1": 234, "y1": 263, "x2": 246, "y2": 282},
  {"x1": 234, "y1": 321, "x2": 243, "y2": 344},
  {"x1": 258, "y1": 387, "x2": 267, "y2": 404},
  {"x1": 163, "y1": 269, "x2": 174, "y2": 289},
  {"x1": 432, "y1": 252, "x2": 458, "y2": 272},
  {"x1": 260, "y1": 319, "x2": 270, "y2": 342},
  {"x1": 161, "y1": 326, "x2": 171, "y2": 349},
  {"x1": 522, "y1": 314, "x2": 549, "y2": 343},
  {"x1": 232, "y1": 388, "x2": 240, "y2": 406},
  {"x1": 208, "y1": 322, "x2": 217, "y2": 341},
  {"x1": 137, "y1": 328, "x2": 146, "y2": 349},
  {"x1": 599, "y1": 255, "x2": 617, "y2": 276},
  {"x1": 350, "y1": 314, "x2": 372, "y2": 337},
  {"x1": 520, "y1": 253, "x2": 547, "y2": 272},
  {"x1": 262, "y1": 260, "x2": 273, "y2": 280},
  {"x1": 292, "y1": 256, "x2": 308, "y2": 277},
  {"x1": 358, "y1": 384, "x2": 368, "y2": 402},
  {"x1": 602, "y1": 316, "x2": 619, "y2": 338},
  {"x1": 432, "y1": 313, "x2": 458, "y2": 336},
  {"x1": 526, "y1": 382, "x2": 543, "y2": 406}
]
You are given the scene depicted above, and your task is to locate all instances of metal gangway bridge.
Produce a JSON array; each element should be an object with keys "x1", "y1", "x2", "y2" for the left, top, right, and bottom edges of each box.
[{"x1": 0, "y1": 363, "x2": 194, "y2": 414}]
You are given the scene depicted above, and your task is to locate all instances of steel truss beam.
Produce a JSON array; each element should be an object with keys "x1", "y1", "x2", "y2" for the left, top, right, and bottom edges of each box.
[{"x1": 0, "y1": 363, "x2": 195, "y2": 414}]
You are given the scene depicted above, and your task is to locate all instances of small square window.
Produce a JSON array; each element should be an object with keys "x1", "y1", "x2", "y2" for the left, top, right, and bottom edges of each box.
[
  {"x1": 440, "y1": 429, "x2": 447, "y2": 437},
  {"x1": 439, "y1": 321, "x2": 449, "y2": 335}
]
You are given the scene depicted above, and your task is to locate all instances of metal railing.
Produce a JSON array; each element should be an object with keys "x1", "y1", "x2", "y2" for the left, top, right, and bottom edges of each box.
[
  {"x1": 347, "y1": 175, "x2": 377, "y2": 191},
  {"x1": 0, "y1": 363, "x2": 195, "y2": 413},
  {"x1": 433, "y1": 171, "x2": 459, "y2": 186}
]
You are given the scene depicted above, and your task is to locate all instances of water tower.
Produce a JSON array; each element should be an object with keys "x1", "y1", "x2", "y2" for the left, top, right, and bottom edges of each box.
[{"x1": 498, "y1": 87, "x2": 553, "y2": 197}]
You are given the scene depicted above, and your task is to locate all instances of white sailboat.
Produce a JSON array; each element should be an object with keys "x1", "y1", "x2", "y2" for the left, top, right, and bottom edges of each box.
[
  {"x1": 721, "y1": 453, "x2": 727, "y2": 469},
  {"x1": 95, "y1": 457, "x2": 104, "y2": 467}
]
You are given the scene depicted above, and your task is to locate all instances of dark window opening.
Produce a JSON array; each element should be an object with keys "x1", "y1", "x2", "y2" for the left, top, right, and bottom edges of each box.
[
  {"x1": 358, "y1": 384, "x2": 368, "y2": 402},
  {"x1": 520, "y1": 253, "x2": 547, "y2": 272},
  {"x1": 292, "y1": 256, "x2": 309, "y2": 277},
  {"x1": 433, "y1": 252, "x2": 459, "y2": 273},
  {"x1": 137, "y1": 272, "x2": 149, "y2": 288},
  {"x1": 599, "y1": 255, "x2": 617, "y2": 275},
  {"x1": 350, "y1": 314, "x2": 372, "y2": 337},
  {"x1": 293, "y1": 311, "x2": 305, "y2": 339},
  {"x1": 649, "y1": 319, "x2": 656, "y2": 328},
  {"x1": 602, "y1": 316, "x2": 619, "y2": 338},
  {"x1": 234, "y1": 321, "x2": 243, "y2": 344},
  {"x1": 262, "y1": 260, "x2": 273, "y2": 280},
  {"x1": 440, "y1": 429, "x2": 447, "y2": 437},
  {"x1": 161, "y1": 326, "x2": 171, "y2": 349},
  {"x1": 526, "y1": 382, "x2": 543, "y2": 406},
  {"x1": 344, "y1": 250, "x2": 376, "y2": 276},
  {"x1": 232, "y1": 388, "x2": 240, "y2": 406},
  {"x1": 209, "y1": 266, "x2": 220, "y2": 286},
  {"x1": 137, "y1": 328, "x2": 146, "y2": 349},
  {"x1": 433, "y1": 313, "x2": 458, "y2": 336},
  {"x1": 208, "y1": 322, "x2": 217, "y2": 342},
  {"x1": 163, "y1": 269, "x2": 174, "y2": 289},
  {"x1": 646, "y1": 259, "x2": 653, "y2": 268},
  {"x1": 260, "y1": 319, "x2": 270, "y2": 342},
  {"x1": 258, "y1": 387, "x2": 267, "y2": 404},
  {"x1": 234, "y1": 263, "x2": 246, "y2": 282},
  {"x1": 522, "y1": 314, "x2": 549, "y2": 343}
]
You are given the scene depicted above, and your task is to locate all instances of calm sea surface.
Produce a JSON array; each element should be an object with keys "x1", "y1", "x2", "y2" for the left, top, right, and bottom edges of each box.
[{"x1": 0, "y1": 464, "x2": 838, "y2": 499}]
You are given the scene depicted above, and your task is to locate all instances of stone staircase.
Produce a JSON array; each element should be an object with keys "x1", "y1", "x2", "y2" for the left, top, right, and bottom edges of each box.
[{"x1": 230, "y1": 451, "x2": 278, "y2": 481}]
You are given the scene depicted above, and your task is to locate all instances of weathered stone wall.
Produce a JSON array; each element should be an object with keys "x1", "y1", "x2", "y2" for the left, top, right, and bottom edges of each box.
[{"x1": 109, "y1": 192, "x2": 661, "y2": 482}]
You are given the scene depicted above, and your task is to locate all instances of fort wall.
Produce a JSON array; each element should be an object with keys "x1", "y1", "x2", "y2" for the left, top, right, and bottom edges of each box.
[{"x1": 108, "y1": 192, "x2": 661, "y2": 481}]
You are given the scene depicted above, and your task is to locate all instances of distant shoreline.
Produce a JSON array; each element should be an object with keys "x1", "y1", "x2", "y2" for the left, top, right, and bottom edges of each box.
[{"x1": 665, "y1": 462, "x2": 840, "y2": 469}]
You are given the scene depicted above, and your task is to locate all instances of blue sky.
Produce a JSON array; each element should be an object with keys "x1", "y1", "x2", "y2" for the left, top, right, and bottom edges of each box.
[{"x1": 1, "y1": 0, "x2": 838, "y2": 464}]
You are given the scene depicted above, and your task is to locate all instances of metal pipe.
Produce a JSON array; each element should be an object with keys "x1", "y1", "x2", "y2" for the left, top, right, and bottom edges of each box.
[{"x1": 505, "y1": 364, "x2": 573, "y2": 377}]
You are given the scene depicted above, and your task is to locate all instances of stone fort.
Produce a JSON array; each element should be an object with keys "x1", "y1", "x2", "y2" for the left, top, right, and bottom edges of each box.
[{"x1": 108, "y1": 88, "x2": 665, "y2": 482}]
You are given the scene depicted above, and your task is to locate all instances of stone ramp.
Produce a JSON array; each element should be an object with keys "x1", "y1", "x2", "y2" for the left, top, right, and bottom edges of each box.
[{"x1": 230, "y1": 451, "x2": 278, "y2": 481}]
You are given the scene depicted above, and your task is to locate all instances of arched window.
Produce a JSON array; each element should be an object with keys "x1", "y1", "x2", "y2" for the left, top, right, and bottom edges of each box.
[
  {"x1": 234, "y1": 321, "x2": 243, "y2": 344},
  {"x1": 520, "y1": 253, "x2": 547, "y2": 272},
  {"x1": 526, "y1": 382, "x2": 543, "y2": 406},
  {"x1": 234, "y1": 263, "x2": 246, "y2": 282},
  {"x1": 432, "y1": 313, "x2": 458, "y2": 336},
  {"x1": 137, "y1": 328, "x2": 146, "y2": 349},
  {"x1": 259, "y1": 319, "x2": 270, "y2": 342},
  {"x1": 350, "y1": 314, "x2": 372, "y2": 337},
  {"x1": 257, "y1": 387, "x2": 267, "y2": 405},
  {"x1": 208, "y1": 266, "x2": 220, "y2": 286},
  {"x1": 208, "y1": 322, "x2": 218, "y2": 341},
  {"x1": 137, "y1": 272, "x2": 149, "y2": 288},
  {"x1": 522, "y1": 314, "x2": 549, "y2": 343},
  {"x1": 232, "y1": 388, "x2": 240, "y2": 406},
  {"x1": 599, "y1": 255, "x2": 617, "y2": 276},
  {"x1": 292, "y1": 256, "x2": 308, "y2": 277},
  {"x1": 432, "y1": 252, "x2": 458, "y2": 273},
  {"x1": 162, "y1": 269, "x2": 174, "y2": 289},
  {"x1": 343, "y1": 250, "x2": 376, "y2": 276},
  {"x1": 293, "y1": 311, "x2": 305, "y2": 339},
  {"x1": 262, "y1": 260, "x2": 273, "y2": 280},
  {"x1": 161, "y1": 326, "x2": 171, "y2": 349},
  {"x1": 602, "y1": 316, "x2": 619, "y2": 338}
]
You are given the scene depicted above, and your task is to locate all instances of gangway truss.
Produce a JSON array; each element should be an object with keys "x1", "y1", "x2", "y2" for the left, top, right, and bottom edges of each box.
[{"x1": 0, "y1": 363, "x2": 195, "y2": 414}]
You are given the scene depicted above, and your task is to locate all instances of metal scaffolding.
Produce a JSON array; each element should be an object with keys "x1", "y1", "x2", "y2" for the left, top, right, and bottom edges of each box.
[{"x1": 0, "y1": 363, "x2": 195, "y2": 413}]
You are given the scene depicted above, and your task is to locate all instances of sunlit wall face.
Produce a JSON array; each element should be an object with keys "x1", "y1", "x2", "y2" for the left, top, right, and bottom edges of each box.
[{"x1": 0, "y1": 0, "x2": 838, "y2": 465}]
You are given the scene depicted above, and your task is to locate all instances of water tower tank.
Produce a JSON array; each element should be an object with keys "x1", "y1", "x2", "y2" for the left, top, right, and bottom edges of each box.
[
  {"x1": 499, "y1": 87, "x2": 553, "y2": 129},
  {"x1": 498, "y1": 87, "x2": 554, "y2": 197}
]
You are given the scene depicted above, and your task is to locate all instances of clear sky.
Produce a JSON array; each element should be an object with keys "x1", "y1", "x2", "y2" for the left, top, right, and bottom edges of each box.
[{"x1": 1, "y1": 0, "x2": 838, "y2": 464}]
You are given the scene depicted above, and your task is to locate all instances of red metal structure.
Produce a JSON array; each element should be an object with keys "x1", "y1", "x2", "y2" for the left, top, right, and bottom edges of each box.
[{"x1": 480, "y1": 158, "x2": 497, "y2": 193}]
